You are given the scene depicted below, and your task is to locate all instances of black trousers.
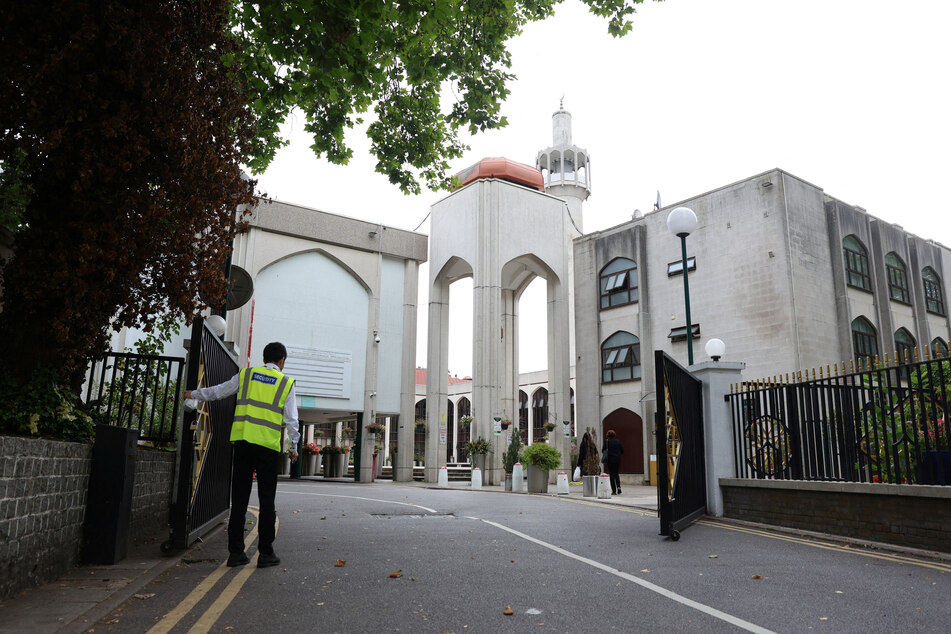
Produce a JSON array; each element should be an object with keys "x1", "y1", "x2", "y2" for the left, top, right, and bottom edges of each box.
[
  {"x1": 229, "y1": 440, "x2": 280, "y2": 556},
  {"x1": 607, "y1": 460, "x2": 621, "y2": 494}
]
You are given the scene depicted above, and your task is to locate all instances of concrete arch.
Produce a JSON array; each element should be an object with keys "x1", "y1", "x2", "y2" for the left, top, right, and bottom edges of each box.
[{"x1": 257, "y1": 246, "x2": 373, "y2": 295}]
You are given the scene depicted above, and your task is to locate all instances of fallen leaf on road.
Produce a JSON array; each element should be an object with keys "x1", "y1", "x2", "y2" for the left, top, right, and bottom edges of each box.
[
  {"x1": 640, "y1": 569, "x2": 650, "y2": 573},
  {"x1": 133, "y1": 593, "x2": 156, "y2": 600},
  {"x1": 389, "y1": 570, "x2": 403, "y2": 578},
  {"x1": 503, "y1": 606, "x2": 514, "y2": 615},
  {"x1": 819, "y1": 617, "x2": 829, "y2": 621},
  {"x1": 751, "y1": 575, "x2": 761, "y2": 579},
  {"x1": 335, "y1": 560, "x2": 346, "y2": 567}
]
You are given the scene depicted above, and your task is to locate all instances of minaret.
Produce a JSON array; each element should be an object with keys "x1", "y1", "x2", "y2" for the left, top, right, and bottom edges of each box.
[
  {"x1": 536, "y1": 102, "x2": 591, "y2": 238},
  {"x1": 536, "y1": 103, "x2": 590, "y2": 368}
]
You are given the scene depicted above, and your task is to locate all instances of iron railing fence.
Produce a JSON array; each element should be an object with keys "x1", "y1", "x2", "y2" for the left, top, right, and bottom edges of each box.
[
  {"x1": 84, "y1": 351, "x2": 185, "y2": 444},
  {"x1": 729, "y1": 353, "x2": 951, "y2": 486}
]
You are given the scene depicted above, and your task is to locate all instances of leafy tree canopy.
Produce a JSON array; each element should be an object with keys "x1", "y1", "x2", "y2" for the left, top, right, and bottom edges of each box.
[{"x1": 231, "y1": 0, "x2": 656, "y2": 194}]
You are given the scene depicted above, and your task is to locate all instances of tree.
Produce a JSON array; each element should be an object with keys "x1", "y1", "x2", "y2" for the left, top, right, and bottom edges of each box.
[
  {"x1": 0, "y1": 1, "x2": 256, "y2": 390},
  {"x1": 229, "y1": 0, "x2": 655, "y2": 193}
]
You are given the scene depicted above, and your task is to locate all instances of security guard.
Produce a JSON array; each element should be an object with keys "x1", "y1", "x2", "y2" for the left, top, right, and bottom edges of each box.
[{"x1": 185, "y1": 341, "x2": 299, "y2": 568}]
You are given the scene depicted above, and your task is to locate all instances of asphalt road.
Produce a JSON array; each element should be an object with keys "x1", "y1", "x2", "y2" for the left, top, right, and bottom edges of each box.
[{"x1": 90, "y1": 481, "x2": 951, "y2": 633}]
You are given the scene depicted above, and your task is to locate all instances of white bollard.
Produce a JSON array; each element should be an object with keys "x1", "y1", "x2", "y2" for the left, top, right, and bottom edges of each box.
[
  {"x1": 512, "y1": 463, "x2": 524, "y2": 493},
  {"x1": 438, "y1": 466, "x2": 449, "y2": 487},
  {"x1": 557, "y1": 471, "x2": 569, "y2": 495},
  {"x1": 597, "y1": 473, "x2": 612, "y2": 499},
  {"x1": 471, "y1": 467, "x2": 482, "y2": 489}
]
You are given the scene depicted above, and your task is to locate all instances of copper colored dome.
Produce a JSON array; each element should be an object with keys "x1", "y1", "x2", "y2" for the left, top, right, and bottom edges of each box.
[{"x1": 454, "y1": 158, "x2": 545, "y2": 192}]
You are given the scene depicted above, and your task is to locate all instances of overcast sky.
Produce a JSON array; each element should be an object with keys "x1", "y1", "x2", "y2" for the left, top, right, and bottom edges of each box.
[{"x1": 252, "y1": 0, "x2": 951, "y2": 377}]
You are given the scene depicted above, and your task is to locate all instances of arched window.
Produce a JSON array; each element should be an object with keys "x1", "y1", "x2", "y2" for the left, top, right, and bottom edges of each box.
[
  {"x1": 600, "y1": 258, "x2": 638, "y2": 309},
  {"x1": 601, "y1": 331, "x2": 641, "y2": 383},
  {"x1": 922, "y1": 267, "x2": 945, "y2": 315},
  {"x1": 931, "y1": 337, "x2": 949, "y2": 358},
  {"x1": 531, "y1": 388, "x2": 548, "y2": 441},
  {"x1": 843, "y1": 236, "x2": 871, "y2": 291},
  {"x1": 894, "y1": 328, "x2": 916, "y2": 364},
  {"x1": 851, "y1": 317, "x2": 878, "y2": 362},
  {"x1": 885, "y1": 253, "x2": 910, "y2": 303}
]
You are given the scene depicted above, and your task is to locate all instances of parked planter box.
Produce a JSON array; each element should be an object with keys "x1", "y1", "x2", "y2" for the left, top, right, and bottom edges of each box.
[
  {"x1": 526, "y1": 465, "x2": 549, "y2": 493},
  {"x1": 582, "y1": 475, "x2": 598, "y2": 497}
]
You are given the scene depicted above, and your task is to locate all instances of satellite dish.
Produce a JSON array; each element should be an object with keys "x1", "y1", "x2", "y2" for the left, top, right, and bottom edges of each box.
[{"x1": 226, "y1": 266, "x2": 254, "y2": 310}]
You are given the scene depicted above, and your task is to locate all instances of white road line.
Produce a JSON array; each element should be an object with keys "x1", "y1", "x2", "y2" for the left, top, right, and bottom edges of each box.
[
  {"x1": 280, "y1": 489, "x2": 438, "y2": 514},
  {"x1": 479, "y1": 517, "x2": 776, "y2": 634}
]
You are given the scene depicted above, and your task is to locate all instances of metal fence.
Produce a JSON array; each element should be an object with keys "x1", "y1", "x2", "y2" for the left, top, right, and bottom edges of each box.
[
  {"x1": 728, "y1": 353, "x2": 951, "y2": 486},
  {"x1": 84, "y1": 351, "x2": 185, "y2": 444}
]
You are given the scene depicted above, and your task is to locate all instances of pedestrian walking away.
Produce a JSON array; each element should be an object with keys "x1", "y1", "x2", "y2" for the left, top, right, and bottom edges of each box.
[
  {"x1": 602, "y1": 429, "x2": 624, "y2": 494},
  {"x1": 184, "y1": 341, "x2": 300, "y2": 569}
]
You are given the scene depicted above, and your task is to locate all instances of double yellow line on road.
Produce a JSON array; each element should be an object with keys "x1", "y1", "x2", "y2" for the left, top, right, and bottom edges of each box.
[{"x1": 148, "y1": 508, "x2": 278, "y2": 634}]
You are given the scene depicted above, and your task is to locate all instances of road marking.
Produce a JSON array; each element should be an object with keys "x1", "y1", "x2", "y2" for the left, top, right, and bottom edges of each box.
[
  {"x1": 187, "y1": 517, "x2": 279, "y2": 633},
  {"x1": 148, "y1": 509, "x2": 261, "y2": 634},
  {"x1": 478, "y1": 517, "x2": 776, "y2": 634},
  {"x1": 699, "y1": 519, "x2": 951, "y2": 573},
  {"x1": 281, "y1": 488, "x2": 438, "y2": 513}
]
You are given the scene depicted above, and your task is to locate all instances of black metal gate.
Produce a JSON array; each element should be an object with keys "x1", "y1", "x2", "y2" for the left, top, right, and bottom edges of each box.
[
  {"x1": 164, "y1": 317, "x2": 238, "y2": 551},
  {"x1": 655, "y1": 350, "x2": 706, "y2": 540}
]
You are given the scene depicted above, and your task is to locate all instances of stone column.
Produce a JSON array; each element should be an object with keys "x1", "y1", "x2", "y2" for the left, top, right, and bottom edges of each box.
[{"x1": 691, "y1": 360, "x2": 745, "y2": 517}]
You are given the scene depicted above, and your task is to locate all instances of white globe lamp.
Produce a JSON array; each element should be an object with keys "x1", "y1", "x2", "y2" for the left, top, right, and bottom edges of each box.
[{"x1": 705, "y1": 338, "x2": 726, "y2": 362}]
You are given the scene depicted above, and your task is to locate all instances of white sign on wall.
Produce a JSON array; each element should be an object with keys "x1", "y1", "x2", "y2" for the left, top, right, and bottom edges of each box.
[{"x1": 284, "y1": 346, "x2": 352, "y2": 399}]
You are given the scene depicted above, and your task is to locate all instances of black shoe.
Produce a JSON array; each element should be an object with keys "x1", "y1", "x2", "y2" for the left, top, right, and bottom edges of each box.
[
  {"x1": 617, "y1": 488, "x2": 622, "y2": 494},
  {"x1": 227, "y1": 552, "x2": 250, "y2": 567},
  {"x1": 257, "y1": 552, "x2": 281, "y2": 568}
]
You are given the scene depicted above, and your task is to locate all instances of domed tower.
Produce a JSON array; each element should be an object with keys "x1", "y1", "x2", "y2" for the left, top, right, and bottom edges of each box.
[
  {"x1": 536, "y1": 103, "x2": 591, "y2": 238},
  {"x1": 536, "y1": 104, "x2": 590, "y2": 365}
]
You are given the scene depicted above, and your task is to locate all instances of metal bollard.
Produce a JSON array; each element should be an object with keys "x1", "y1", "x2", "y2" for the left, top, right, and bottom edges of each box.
[
  {"x1": 557, "y1": 471, "x2": 569, "y2": 495},
  {"x1": 471, "y1": 466, "x2": 482, "y2": 489},
  {"x1": 511, "y1": 463, "x2": 524, "y2": 493},
  {"x1": 597, "y1": 473, "x2": 612, "y2": 499},
  {"x1": 438, "y1": 466, "x2": 449, "y2": 487}
]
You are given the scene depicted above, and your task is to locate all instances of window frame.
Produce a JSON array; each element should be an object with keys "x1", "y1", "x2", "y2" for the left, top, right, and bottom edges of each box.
[
  {"x1": 851, "y1": 317, "x2": 878, "y2": 362},
  {"x1": 843, "y1": 236, "x2": 871, "y2": 292},
  {"x1": 885, "y1": 253, "x2": 910, "y2": 304},
  {"x1": 667, "y1": 256, "x2": 697, "y2": 277},
  {"x1": 922, "y1": 267, "x2": 946, "y2": 315},
  {"x1": 599, "y1": 258, "x2": 639, "y2": 310},
  {"x1": 894, "y1": 328, "x2": 916, "y2": 364},
  {"x1": 601, "y1": 331, "x2": 641, "y2": 383}
]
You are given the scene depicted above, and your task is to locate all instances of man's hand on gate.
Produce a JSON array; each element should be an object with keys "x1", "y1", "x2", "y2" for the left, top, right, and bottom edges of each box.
[{"x1": 290, "y1": 451, "x2": 299, "y2": 464}]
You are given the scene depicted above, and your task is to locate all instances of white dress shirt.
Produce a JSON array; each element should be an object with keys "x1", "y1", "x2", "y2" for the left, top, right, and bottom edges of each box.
[{"x1": 189, "y1": 362, "x2": 300, "y2": 446}]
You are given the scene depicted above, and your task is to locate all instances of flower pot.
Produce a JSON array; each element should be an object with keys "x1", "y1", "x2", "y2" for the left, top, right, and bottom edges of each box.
[
  {"x1": 526, "y1": 465, "x2": 549, "y2": 493},
  {"x1": 504, "y1": 473, "x2": 513, "y2": 491},
  {"x1": 582, "y1": 475, "x2": 598, "y2": 497},
  {"x1": 315, "y1": 454, "x2": 322, "y2": 474},
  {"x1": 472, "y1": 453, "x2": 487, "y2": 474},
  {"x1": 282, "y1": 455, "x2": 291, "y2": 475},
  {"x1": 323, "y1": 455, "x2": 334, "y2": 478},
  {"x1": 304, "y1": 454, "x2": 317, "y2": 476},
  {"x1": 336, "y1": 453, "x2": 348, "y2": 477}
]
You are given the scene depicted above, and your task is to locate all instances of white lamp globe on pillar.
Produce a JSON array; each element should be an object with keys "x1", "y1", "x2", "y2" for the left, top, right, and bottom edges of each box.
[
  {"x1": 705, "y1": 338, "x2": 726, "y2": 362},
  {"x1": 667, "y1": 206, "x2": 698, "y2": 365},
  {"x1": 206, "y1": 314, "x2": 227, "y2": 337}
]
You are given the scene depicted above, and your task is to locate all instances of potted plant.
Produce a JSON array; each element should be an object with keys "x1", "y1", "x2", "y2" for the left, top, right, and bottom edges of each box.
[
  {"x1": 321, "y1": 445, "x2": 337, "y2": 477},
  {"x1": 464, "y1": 436, "x2": 491, "y2": 473},
  {"x1": 414, "y1": 452, "x2": 424, "y2": 467},
  {"x1": 502, "y1": 431, "x2": 522, "y2": 491},
  {"x1": 521, "y1": 442, "x2": 561, "y2": 493},
  {"x1": 303, "y1": 442, "x2": 320, "y2": 476},
  {"x1": 366, "y1": 421, "x2": 386, "y2": 436},
  {"x1": 500, "y1": 418, "x2": 511, "y2": 430},
  {"x1": 342, "y1": 426, "x2": 355, "y2": 439},
  {"x1": 415, "y1": 419, "x2": 427, "y2": 432},
  {"x1": 544, "y1": 420, "x2": 556, "y2": 432},
  {"x1": 459, "y1": 415, "x2": 472, "y2": 430},
  {"x1": 337, "y1": 446, "x2": 350, "y2": 477}
]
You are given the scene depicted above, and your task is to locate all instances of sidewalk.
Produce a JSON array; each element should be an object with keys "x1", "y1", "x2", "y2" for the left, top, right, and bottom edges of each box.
[{"x1": 0, "y1": 478, "x2": 656, "y2": 633}]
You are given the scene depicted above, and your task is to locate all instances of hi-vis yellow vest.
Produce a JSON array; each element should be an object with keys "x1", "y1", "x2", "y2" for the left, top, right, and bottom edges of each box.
[{"x1": 233, "y1": 366, "x2": 294, "y2": 452}]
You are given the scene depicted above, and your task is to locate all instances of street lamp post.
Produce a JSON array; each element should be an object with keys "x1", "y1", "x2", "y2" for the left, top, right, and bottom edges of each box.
[{"x1": 667, "y1": 206, "x2": 698, "y2": 365}]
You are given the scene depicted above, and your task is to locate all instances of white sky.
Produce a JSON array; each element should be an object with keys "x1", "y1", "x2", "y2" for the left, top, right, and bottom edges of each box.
[{"x1": 252, "y1": 0, "x2": 951, "y2": 378}]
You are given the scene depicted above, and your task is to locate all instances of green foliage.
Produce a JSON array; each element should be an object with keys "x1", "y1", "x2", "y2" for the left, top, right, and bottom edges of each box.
[
  {"x1": 521, "y1": 442, "x2": 561, "y2": 471},
  {"x1": 503, "y1": 430, "x2": 522, "y2": 474},
  {"x1": 228, "y1": 0, "x2": 656, "y2": 194},
  {"x1": 860, "y1": 360, "x2": 951, "y2": 483},
  {"x1": 0, "y1": 369, "x2": 96, "y2": 443},
  {"x1": 0, "y1": 148, "x2": 31, "y2": 233},
  {"x1": 465, "y1": 436, "x2": 491, "y2": 456}
]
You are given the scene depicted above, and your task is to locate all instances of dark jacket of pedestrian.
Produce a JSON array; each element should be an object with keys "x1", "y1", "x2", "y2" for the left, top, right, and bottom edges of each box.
[{"x1": 602, "y1": 430, "x2": 624, "y2": 495}]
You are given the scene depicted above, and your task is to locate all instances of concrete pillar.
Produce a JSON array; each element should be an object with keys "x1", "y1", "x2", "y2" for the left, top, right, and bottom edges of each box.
[
  {"x1": 425, "y1": 277, "x2": 451, "y2": 483},
  {"x1": 396, "y1": 260, "x2": 421, "y2": 482},
  {"x1": 691, "y1": 361, "x2": 745, "y2": 517}
]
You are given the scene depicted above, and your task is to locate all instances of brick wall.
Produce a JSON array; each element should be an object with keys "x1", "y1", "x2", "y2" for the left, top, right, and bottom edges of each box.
[
  {"x1": 721, "y1": 478, "x2": 951, "y2": 554},
  {"x1": 0, "y1": 435, "x2": 176, "y2": 600}
]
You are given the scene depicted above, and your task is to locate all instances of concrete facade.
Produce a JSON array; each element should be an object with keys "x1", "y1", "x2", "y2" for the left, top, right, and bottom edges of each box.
[
  {"x1": 225, "y1": 199, "x2": 428, "y2": 482},
  {"x1": 425, "y1": 178, "x2": 573, "y2": 485},
  {"x1": 574, "y1": 169, "x2": 951, "y2": 481}
]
